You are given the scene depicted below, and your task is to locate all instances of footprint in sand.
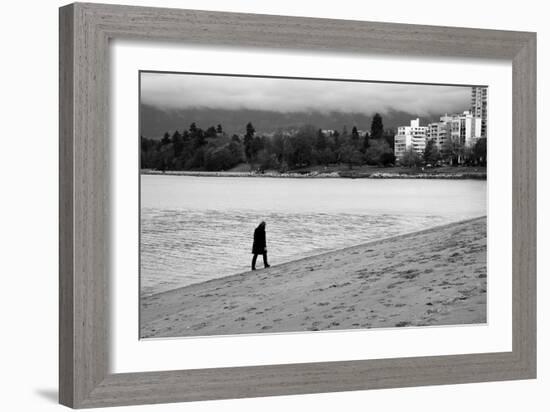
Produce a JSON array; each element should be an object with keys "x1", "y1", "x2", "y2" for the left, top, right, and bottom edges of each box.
[
  {"x1": 387, "y1": 281, "x2": 405, "y2": 289},
  {"x1": 192, "y1": 322, "x2": 207, "y2": 330},
  {"x1": 400, "y1": 269, "x2": 420, "y2": 280}
]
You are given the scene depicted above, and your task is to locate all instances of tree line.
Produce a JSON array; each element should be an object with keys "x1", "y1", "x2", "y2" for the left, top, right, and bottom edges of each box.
[
  {"x1": 140, "y1": 112, "x2": 487, "y2": 172},
  {"x1": 140, "y1": 113, "x2": 398, "y2": 172}
]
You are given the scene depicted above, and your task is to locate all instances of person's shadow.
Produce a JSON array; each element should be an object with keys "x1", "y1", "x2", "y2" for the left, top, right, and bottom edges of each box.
[{"x1": 35, "y1": 389, "x2": 58, "y2": 403}]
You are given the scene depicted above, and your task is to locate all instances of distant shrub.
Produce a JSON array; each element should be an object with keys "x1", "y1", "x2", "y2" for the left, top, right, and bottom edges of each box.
[
  {"x1": 400, "y1": 148, "x2": 422, "y2": 167},
  {"x1": 365, "y1": 139, "x2": 393, "y2": 166},
  {"x1": 204, "y1": 146, "x2": 238, "y2": 171},
  {"x1": 256, "y1": 149, "x2": 279, "y2": 171}
]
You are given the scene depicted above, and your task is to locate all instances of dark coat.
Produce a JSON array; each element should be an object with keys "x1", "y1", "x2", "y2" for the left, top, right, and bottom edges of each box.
[{"x1": 252, "y1": 225, "x2": 266, "y2": 254}]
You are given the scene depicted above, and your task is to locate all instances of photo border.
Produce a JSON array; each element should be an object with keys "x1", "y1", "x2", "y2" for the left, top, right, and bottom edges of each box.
[
  {"x1": 137, "y1": 69, "x2": 489, "y2": 340},
  {"x1": 59, "y1": 3, "x2": 536, "y2": 408}
]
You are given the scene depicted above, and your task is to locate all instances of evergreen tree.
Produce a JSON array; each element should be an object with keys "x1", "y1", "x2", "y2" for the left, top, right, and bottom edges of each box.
[
  {"x1": 370, "y1": 113, "x2": 384, "y2": 140},
  {"x1": 161, "y1": 132, "x2": 171, "y2": 145},
  {"x1": 192, "y1": 128, "x2": 206, "y2": 149},
  {"x1": 332, "y1": 130, "x2": 341, "y2": 153},
  {"x1": 172, "y1": 130, "x2": 183, "y2": 157},
  {"x1": 384, "y1": 129, "x2": 395, "y2": 150},
  {"x1": 243, "y1": 122, "x2": 255, "y2": 161},
  {"x1": 351, "y1": 126, "x2": 360, "y2": 141},
  {"x1": 363, "y1": 131, "x2": 370, "y2": 151},
  {"x1": 205, "y1": 126, "x2": 217, "y2": 138}
]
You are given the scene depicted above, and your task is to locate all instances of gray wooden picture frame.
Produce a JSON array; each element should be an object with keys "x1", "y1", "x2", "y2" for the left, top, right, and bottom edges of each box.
[{"x1": 59, "y1": 2, "x2": 536, "y2": 408}]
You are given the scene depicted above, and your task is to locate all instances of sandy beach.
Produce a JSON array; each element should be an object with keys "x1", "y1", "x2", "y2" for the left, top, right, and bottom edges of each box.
[{"x1": 140, "y1": 217, "x2": 487, "y2": 338}]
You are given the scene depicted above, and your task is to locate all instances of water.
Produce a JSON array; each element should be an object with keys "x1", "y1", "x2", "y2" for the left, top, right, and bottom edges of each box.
[{"x1": 140, "y1": 175, "x2": 486, "y2": 297}]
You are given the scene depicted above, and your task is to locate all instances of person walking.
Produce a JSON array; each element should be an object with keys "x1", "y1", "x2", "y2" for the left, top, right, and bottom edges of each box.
[{"x1": 251, "y1": 221, "x2": 270, "y2": 270}]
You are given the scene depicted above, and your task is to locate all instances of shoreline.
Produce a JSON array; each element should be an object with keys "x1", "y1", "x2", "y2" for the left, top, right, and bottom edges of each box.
[
  {"x1": 141, "y1": 169, "x2": 487, "y2": 180},
  {"x1": 142, "y1": 216, "x2": 485, "y2": 300},
  {"x1": 141, "y1": 217, "x2": 487, "y2": 338}
]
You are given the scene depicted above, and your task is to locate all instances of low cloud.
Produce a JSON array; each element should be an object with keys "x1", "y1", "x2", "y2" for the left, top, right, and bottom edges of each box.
[{"x1": 141, "y1": 72, "x2": 473, "y2": 116}]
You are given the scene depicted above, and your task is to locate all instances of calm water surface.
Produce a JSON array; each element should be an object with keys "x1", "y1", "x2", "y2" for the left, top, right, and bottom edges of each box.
[{"x1": 140, "y1": 175, "x2": 486, "y2": 296}]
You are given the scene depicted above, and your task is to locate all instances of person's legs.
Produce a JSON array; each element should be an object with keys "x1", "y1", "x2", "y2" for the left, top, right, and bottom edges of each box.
[
  {"x1": 262, "y1": 252, "x2": 270, "y2": 268},
  {"x1": 251, "y1": 254, "x2": 258, "y2": 270}
]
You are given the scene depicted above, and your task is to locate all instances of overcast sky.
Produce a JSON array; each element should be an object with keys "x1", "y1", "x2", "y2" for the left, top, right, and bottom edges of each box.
[{"x1": 140, "y1": 72, "x2": 474, "y2": 116}]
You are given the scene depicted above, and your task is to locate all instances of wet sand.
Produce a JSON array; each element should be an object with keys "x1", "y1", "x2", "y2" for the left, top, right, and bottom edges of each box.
[{"x1": 140, "y1": 217, "x2": 487, "y2": 338}]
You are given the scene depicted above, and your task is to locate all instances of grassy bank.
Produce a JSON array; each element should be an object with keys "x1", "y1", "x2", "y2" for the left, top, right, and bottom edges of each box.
[{"x1": 141, "y1": 164, "x2": 487, "y2": 179}]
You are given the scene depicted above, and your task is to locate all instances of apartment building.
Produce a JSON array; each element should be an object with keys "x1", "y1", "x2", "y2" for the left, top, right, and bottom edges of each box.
[
  {"x1": 394, "y1": 118, "x2": 428, "y2": 159},
  {"x1": 426, "y1": 120, "x2": 449, "y2": 151},
  {"x1": 397, "y1": 111, "x2": 482, "y2": 162},
  {"x1": 448, "y1": 111, "x2": 482, "y2": 148}
]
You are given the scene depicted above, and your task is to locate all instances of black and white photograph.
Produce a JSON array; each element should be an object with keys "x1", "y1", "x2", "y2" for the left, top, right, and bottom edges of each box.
[
  {"x1": 139, "y1": 72, "x2": 488, "y2": 339},
  {"x1": 3, "y1": 0, "x2": 544, "y2": 410}
]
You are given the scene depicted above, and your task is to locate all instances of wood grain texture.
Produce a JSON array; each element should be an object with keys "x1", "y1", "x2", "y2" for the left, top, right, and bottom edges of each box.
[
  {"x1": 512, "y1": 34, "x2": 537, "y2": 374},
  {"x1": 59, "y1": 4, "x2": 74, "y2": 406},
  {"x1": 59, "y1": 2, "x2": 537, "y2": 408}
]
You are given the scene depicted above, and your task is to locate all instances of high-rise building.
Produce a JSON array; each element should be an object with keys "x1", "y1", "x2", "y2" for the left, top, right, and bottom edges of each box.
[{"x1": 471, "y1": 86, "x2": 487, "y2": 138}]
